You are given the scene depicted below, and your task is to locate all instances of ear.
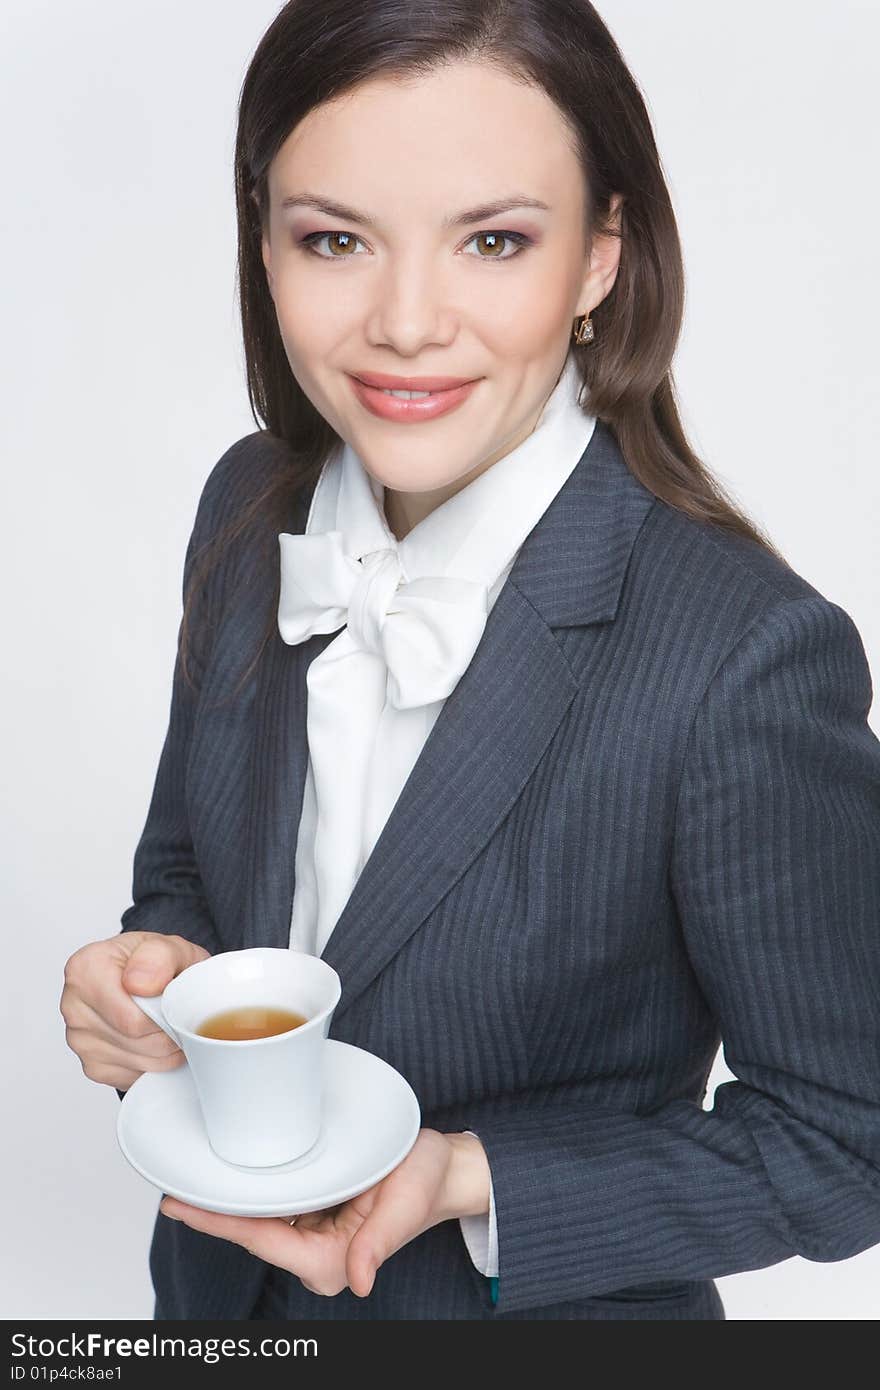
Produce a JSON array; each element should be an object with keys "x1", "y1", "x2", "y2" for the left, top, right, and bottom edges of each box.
[
  {"x1": 576, "y1": 192, "x2": 624, "y2": 317},
  {"x1": 261, "y1": 231, "x2": 276, "y2": 300}
]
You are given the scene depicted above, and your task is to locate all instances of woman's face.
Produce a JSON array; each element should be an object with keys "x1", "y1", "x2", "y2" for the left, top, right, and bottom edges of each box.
[{"x1": 261, "y1": 60, "x2": 621, "y2": 506}]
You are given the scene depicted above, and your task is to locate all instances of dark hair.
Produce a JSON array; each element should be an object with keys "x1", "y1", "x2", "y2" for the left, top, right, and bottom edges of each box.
[{"x1": 180, "y1": 0, "x2": 787, "y2": 693}]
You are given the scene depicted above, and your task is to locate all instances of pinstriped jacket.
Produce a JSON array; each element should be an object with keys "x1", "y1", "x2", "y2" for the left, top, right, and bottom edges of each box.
[{"x1": 118, "y1": 418, "x2": 880, "y2": 1319}]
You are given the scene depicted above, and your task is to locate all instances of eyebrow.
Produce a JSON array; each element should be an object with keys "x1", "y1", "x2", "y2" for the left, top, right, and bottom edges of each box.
[{"x1": 279, "y1": 192, "x2": 551, "y2": 228}]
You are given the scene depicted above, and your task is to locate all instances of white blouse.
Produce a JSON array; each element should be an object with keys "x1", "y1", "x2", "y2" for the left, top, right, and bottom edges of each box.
[{"x1": 277, "y1": 351, "x2": 597, "y2": 1279}]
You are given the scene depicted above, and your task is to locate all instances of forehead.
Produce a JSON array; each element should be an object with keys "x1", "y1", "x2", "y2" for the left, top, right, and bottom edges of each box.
[{"x1": 267, "y1": 61, "x2": 581, "y2": 213}]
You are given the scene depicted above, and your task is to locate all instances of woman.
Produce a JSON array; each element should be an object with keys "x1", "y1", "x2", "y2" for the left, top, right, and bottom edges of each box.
[{"x1": 60, "y1": 0, "x2": 880, "y2": 1320}]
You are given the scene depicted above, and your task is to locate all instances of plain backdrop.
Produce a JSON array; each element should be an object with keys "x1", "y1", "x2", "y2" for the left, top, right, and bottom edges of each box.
[{"x1": 2, "y1": 0, "x2": 878, "y2": 1321}]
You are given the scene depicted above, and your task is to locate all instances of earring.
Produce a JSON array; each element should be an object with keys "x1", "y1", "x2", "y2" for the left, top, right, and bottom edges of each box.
[{"x1": 573, "y1": 313, "x2": 595, "y2": 344}]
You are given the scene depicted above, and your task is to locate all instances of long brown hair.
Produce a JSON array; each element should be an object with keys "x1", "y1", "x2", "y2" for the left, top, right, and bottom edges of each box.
[{"x1": 180, "y1": 0, "x2": 787, "y2": 694}]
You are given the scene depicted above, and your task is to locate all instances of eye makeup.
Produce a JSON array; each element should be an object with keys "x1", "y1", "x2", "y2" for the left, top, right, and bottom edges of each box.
[{"x1": 297, "y1": 228, "x2": 534, "y2": 263}]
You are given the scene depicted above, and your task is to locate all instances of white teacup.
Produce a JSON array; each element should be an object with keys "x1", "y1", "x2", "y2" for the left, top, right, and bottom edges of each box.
[{"x1": 129, "y1": 947, "x2": 342, "y2": 1168}]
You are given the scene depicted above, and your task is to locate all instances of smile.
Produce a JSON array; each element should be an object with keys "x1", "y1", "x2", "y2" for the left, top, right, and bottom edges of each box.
[{"x1": 348, "y1": 375, "x2": 481, "y2": 422}]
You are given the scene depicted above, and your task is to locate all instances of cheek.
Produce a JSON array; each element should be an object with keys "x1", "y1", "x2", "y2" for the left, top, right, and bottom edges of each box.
[
  {"x1": 477, "y1": 265, "x2": 576, "y2": 355},
  {"x1": 272, "y1": 263, "x2": 355, "y2": 352}
]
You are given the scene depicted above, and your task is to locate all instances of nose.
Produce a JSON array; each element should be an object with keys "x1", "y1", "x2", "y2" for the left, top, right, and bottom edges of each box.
[{"x1": 366, "y1": 250, "x2": 457, "y2": 353}]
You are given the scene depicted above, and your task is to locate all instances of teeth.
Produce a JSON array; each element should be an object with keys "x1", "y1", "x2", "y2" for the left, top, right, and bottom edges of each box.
[{"x1": 380, "y1": 388, "x2": 432, "y2": 399}]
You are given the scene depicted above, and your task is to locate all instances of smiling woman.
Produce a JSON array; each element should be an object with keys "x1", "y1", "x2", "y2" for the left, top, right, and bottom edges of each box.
[
  {"x1": 66, "y1": 0, "x2": 880, "y2": 1328},
  {"x1": 251, "y1": 61, "x2": 626, "y2": 540},
  {"x1": 178, "y1": 2, "x2": 792, "y2": 694}
]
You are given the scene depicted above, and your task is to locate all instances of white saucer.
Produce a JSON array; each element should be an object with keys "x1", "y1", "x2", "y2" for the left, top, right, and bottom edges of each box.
[{"x1": 117, "y1": 1039, "x2": 421, "y2": 1217}]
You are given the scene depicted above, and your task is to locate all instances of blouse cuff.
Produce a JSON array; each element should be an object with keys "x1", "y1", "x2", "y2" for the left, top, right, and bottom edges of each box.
[{"x1": 456, "y1": 1129, "x2": 499, "y2": 1278}]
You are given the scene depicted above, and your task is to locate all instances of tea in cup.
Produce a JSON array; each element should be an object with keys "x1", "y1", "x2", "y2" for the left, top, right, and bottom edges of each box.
[{"x1": 128, "y1": 947, "x2": 342, "y2": 1168}]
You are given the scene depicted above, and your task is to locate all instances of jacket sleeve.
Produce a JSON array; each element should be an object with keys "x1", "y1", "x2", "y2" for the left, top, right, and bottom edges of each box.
[
  {"x1": 461, "y1": 593, "x2": 880, "y2": 1314},
  {"x1": 117, "y1": 444, "x2": 250, "y2": 960}
]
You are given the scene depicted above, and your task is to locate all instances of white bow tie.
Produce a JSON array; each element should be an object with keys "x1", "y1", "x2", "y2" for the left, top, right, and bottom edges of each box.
[{"x1": 277, "y1": 530, "x2": 490, "y2": 709}]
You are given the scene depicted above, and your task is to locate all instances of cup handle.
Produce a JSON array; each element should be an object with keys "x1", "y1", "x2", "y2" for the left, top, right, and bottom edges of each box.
[{"x1": 129, "y1": 993, "x2": 184, "y2": 1049}]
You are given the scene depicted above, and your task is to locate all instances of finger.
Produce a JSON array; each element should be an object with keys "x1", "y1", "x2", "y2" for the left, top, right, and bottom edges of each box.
[
  {"x1": 66, "y1": 1028, "x2": 186, "y2": 1076},
  {"x1": 276, "y1": 1209, "x2": 341, "y2": 1238},
  {"x1": 62, "y1": 970, "x2": 174, "y2": 1045},
  {"x1": 117, "y1": 932, "x2": 210, "y2": 1001},
  {"x1": 159, "y1": 1199, "x2": 311, "y2": 1269},
  {"x1": 79, "y1": 1059, "x2": 145, "y2": 1091},
  {"x1": 63, "y1": 998, "x2": 183, "y2": 1059},
  {"x1": 345, "y1": 1184, "x2": 431, "y2": 1298}
]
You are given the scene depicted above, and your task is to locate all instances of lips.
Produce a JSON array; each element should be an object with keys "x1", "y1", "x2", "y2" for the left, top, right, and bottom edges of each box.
[
  {"x1": 349, "y1": 373, "x2": 480, "y2": 423},
  {"x1": 352, "y1": 371, "x2": 479, "y2": 391}
]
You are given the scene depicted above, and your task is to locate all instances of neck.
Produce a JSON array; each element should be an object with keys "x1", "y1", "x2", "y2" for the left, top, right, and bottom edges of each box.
[{"x1": 381, "y1": 396, "x2": 549, "y2": 541}]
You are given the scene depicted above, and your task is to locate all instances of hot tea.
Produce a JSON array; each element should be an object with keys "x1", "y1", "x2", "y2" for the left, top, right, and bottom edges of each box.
[{"x1": 195, "y1": 1005, "x2": 308, "y2": 1041}]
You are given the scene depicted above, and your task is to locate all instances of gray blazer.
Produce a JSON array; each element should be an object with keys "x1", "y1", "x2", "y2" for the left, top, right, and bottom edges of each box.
[{"x1": 118, "y1": 420, "x2": 880, "y2": 1320}]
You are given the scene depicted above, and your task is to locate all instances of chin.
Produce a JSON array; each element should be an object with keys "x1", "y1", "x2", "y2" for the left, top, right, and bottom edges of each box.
[
  {"x1": 376, "y1": 464, "x2": 466, "y2": 496},
  {"x1": 353, "y1": 448, "x2": 441, "y2": 487}
]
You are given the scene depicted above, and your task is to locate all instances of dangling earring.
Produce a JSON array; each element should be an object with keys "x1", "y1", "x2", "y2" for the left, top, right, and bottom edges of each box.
[{"x1": 573, "y1": 313, "x2": 595, "y2": 345}]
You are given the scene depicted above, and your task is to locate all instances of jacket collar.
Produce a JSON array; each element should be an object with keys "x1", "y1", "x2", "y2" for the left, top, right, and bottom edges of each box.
[{"x1": 509, "y1": 417, "x2": 656, "y2": 628}]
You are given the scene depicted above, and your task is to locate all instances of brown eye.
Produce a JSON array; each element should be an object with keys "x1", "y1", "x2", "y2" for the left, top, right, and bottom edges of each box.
[
  {"x1": 463, "y1": 230, "x2": 531, "y2": 261},
  {"x1": 325, "y1": 232, "x2": 357, "y2": 256},
  {"x1": 301, "y1": 231, "x2": 364, "y2": 258},
  {"x1": 476, "y1": 233, "x2": 505, "y2": 257}
]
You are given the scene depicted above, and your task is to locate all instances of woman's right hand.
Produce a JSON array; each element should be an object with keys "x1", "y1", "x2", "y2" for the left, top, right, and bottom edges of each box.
[{"x1": 60, "y1": 931, "x2": 211, "y2": 1092}]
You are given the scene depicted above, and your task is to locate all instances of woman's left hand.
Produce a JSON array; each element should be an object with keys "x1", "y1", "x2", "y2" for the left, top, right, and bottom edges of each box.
[{"x1": 158, "y1": 1127, "x2": 491, "y2": 1298}]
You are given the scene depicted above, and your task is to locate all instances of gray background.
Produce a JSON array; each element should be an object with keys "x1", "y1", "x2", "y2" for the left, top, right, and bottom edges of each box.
[{"x1": 2, "y1": 0, "x2": 877, "y2": 1319}]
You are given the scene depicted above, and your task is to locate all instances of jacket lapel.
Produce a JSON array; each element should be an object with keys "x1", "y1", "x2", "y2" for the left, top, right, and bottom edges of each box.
[
  {"x1": 239, "y1": 622, "x2": 331, "y2": 954},
  {"x1": 240, "y1": 420, "x2": 655, "y2": 1022}
]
